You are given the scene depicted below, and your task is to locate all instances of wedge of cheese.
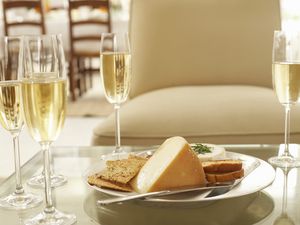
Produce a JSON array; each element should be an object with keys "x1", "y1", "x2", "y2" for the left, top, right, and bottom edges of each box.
[{"x1": 130, "y1": 136, "x2": 206, "y2": 193}]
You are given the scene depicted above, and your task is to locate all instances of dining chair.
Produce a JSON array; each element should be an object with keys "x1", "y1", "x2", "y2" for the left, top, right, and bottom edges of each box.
[
  {"x1": 67, "y1": 0, "x2": 111, "y2": 101},
  {"x1": 2, "y1": 0, "x2": 46, "y2": 35},
  {"x1": 92, "y1": 0, "x2": 300, "y2": 146}
]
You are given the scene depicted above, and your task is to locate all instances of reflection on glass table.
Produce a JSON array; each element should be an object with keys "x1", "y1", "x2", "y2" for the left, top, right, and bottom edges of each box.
[
  {"x1": 0, "y1": 144, "x2": 299, "y2": 225},
  {"x1": 273, "y1": 168, "x2": 296, "y2": 225}
]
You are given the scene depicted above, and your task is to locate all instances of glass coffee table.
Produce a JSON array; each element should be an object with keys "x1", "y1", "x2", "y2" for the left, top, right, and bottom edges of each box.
[{"x1": 0, "y1": 144, "x2": 299, "y2": 225}]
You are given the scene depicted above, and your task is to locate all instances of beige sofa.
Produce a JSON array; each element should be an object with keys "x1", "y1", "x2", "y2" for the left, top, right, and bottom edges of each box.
[{"x1": 92, "y1": 0, "x2": 300, "y2": 146}]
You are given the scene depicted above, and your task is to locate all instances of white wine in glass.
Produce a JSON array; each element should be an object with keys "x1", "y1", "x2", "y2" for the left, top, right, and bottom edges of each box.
[
  {"x1": 100, "y1": 33, "x2": 131, "y2": 155},
  {"x1": 269, "y1": 30, "x2": 300, "y2": 168},
  {"x1": 22, "y1": 76, "x2": 66, "y2": 143},
  {"x1": 273, "y1": 63, "x2": 300, "y2": 104},
  {"x1": 25, "y1": 78, "x2": 67, "y2": 187},
  {"x1": 22, "y1": 35, "x2": 76, "y2": 225},
  {"x1": 101, "y1": 53, "x2": 131, "y2": 104},
  {"x1": 0, "y1": 36, "x2": 42, "y2": 210}
]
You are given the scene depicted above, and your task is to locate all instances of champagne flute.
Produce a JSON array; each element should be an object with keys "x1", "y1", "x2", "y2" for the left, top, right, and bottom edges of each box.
[
  {"x1": 25, "y1": 34, "x2": 67, "y2": 189},
  {"x1": 269, "y1": 30, "x2": 300, "y2": 168},
  {"x1": 0, "y1": 36, "x2": 42, "y2": 210},
  {"x1": 100, "y1": 33, "x2": 131, "y2": 155},
  {"x1": 21, "y1": 35, "x2": 76, "y2": 225}
]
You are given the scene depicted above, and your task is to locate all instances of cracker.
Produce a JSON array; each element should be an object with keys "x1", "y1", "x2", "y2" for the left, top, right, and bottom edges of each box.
[
  {"x1": 100, "y1": 155, "x2": 147, "y2": 184},
  {"x1": 88, "y1": 174, "x2": 132, "y2": 192}
]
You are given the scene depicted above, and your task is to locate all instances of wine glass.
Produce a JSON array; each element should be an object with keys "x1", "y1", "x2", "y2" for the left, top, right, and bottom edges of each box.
[
  {"x1": 21, "y1": 35, "x2": 76, "y2": 225},
  {"x1": 24, "y1": 33, "x2": 67, "y2": 189},
  {"x1": 0, "y1": 36, "x2": 42, "y2": 210},
  {"x1": 269, "y1": 30, "x2": 300, "y2": 168},
  {"x1": 100, "y1": 33, "x2": 131, "y2": 155},
  {"x1": 273, "y1": 168, "x2": 295, "y2": 225}
]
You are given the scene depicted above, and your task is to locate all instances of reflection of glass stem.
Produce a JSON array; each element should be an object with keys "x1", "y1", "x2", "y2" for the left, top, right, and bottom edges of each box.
[
  {"x1": 18, "y1": 211, "x2": 26, "y2": 225},
  {"x1": 273, "y1": 167, "x2": 295, "y2": 225},
  {"x1": 281, "y1": 168, "x2": 289, "y2": 215}
]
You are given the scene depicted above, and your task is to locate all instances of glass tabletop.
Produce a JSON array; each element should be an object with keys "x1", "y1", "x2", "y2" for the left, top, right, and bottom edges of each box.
[{"x1": 0, "y1": 144, "x2": 299, "y2": 225}]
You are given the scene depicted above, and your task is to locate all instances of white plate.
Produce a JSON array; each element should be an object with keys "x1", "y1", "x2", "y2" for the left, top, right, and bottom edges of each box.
[{"x1": 83, "y1": 150, "x2": 275, "y2": 203}]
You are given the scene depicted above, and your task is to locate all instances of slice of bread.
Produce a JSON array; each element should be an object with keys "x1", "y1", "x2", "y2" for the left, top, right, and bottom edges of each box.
[
  {"x1": 202, "y1": 160, "x2": 242, "y2": 173},
  {"x1": 205, "y1": 168, "x2": 244, "y2": 183},
  {"x1": 88, "y1": 174, "x2": 132, "y2": 192},
  {"x1": 99, "y1": 154, "x2": 148, "y2": 184}
]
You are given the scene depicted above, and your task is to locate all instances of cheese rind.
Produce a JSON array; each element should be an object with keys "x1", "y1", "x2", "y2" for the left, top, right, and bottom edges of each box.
[{"x1": 130, "y1": 136, "x2": 206, "y2": 193}]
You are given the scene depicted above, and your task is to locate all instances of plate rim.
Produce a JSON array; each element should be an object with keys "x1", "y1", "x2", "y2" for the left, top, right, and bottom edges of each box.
[{"x1": 83, "y1": 149, "x2": 275, "y2": 203}]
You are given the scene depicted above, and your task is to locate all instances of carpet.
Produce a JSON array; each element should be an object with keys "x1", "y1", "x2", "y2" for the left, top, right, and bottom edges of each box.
[{"x1": 67, "y1": 95, "x2": 113, "y2": 117}]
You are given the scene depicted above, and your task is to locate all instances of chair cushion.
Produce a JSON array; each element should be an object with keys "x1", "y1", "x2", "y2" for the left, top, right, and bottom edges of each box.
[
  {"x1": 92, "y1": 85, "x2": 300, "y2": 146},
  {"x1": 129, "y1": 0, "x2": 280, "y2": 98}
]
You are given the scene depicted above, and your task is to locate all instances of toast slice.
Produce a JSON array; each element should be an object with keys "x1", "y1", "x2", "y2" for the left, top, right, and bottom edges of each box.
[
  {"x1": 205, "y1": 168, "x2": 244, "y2": 183},
  {"x1": 202, "y1": 160, "x2": 242, "y2": 173}
]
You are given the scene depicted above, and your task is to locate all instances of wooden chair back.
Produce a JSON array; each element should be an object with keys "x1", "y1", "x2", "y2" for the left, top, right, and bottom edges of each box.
[
  {"x1": 67, "y1": 0, "x2": 111, "y2": 101},
  {"x1": 68, "y1": 0, "x2": 111, "y2": 57},
  {"x1": 2, "y1": 0, "x2": 46, "y2": 35}
]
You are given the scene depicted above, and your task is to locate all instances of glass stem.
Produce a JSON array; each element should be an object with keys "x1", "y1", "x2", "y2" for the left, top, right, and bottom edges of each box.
[
  {"x1": 114, "y1": 103, "x2": 121, "y2": 153},
  {"x1": 283, "y1": 106, "x2": 291, "y2": 157},
  {"x1": 42, "y1": 142, "x2": 55, "y2": 214},
  {"x1": 41, "y1": 150, "x2": 54, "y2": 176},
  {"x1": 12, "y1": 133, "x2": 24, "y2": 195}
]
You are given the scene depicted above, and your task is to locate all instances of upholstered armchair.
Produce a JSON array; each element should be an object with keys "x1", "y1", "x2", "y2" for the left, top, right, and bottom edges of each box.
[{"x1": 92, "y1": 0, "x2": 300, "y2": 146}]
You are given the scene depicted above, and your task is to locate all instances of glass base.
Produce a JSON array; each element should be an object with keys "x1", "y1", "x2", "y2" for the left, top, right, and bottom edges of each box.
[
  {"x1": 24, "y1": 209, "x2": 76, "y2": 225},
  {"x1": 0, "y1": 192, "x2": 42, "y2": 210},
  {"x1": 100, "y1": 151, "x2": 128, "y2": 160},
  {"x1": 27, "y1": 173, "x2": 67, "y2": 188},
  {"x1": 268, "y1": 156, "x2": 300, "y2": 168}
]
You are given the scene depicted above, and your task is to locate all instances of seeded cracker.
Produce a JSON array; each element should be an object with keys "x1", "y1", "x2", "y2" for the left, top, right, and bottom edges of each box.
[
  {"x1": 88, "y1": 174, "x2": 132, "y2": 192},
  {"x1": 100, "y1": 155, "x2": 148, "y2": 184}
]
